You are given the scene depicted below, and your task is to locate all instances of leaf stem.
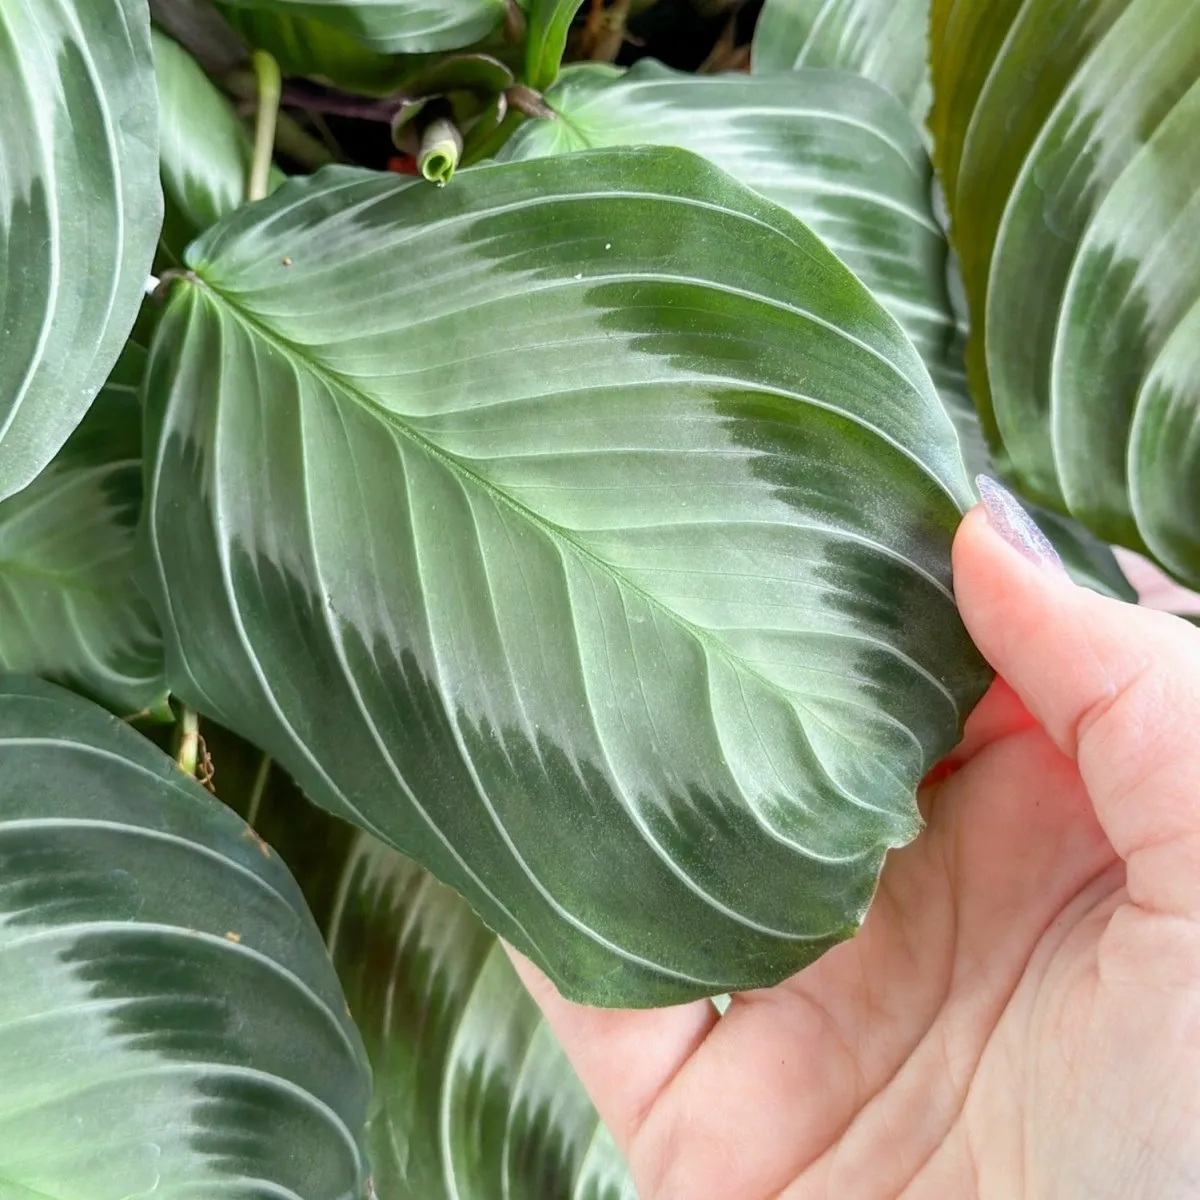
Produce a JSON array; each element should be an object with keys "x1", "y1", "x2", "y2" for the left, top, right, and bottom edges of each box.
[
  {"x1": 248, "y1": 50, "x2": 282, "y2": 203},
  {"x1": 245, "y1": 753, "x2": 272, "y2": 827},
  {"x1": 176, "y1": 706, "x2": 200, "y2": 777}
]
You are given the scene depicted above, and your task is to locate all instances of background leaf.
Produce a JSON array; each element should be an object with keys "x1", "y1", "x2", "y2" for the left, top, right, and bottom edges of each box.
[
  {"x1": 751, "y1": 0, "x2": 930, "y2": 121},
  {"x1": 143, "y1": 149, "x2": 990, "y2": 1006},
  {"x1": 217, "y1": 4, "x2": 419, "y2": 95},
  {"x1": 0, "y1": 338, "x2": 166, "y2": 718},
  {"x1": 217, "y1": 0, "x2": 508, "y2": 54},
  {"x1": 524, "y1": 0, "x2": 586, "y2": 90},
  {"x1": 155, "y1": 28, "x2": 284, "y2": 257},
  {"x1": 929, "y1": 0, "x2": 1200, "y2": 583},
  {"x1": 0, "y1": 676, "x2": 370, "y2": 1198},
  {"x1": 229, "y1": 762, "x2": 637, "y2": 1200},
  {"x1": 0, "y1": 0, "x2": 162, "y2": 502}
]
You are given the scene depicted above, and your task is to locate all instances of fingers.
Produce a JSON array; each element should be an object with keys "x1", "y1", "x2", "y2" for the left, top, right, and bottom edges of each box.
[
  {"x1": 503, "y1": 945, "x2": 718, "y2": 1155},
  {"x1": 954, "y1": 504, "x2": 1200, "y2": 916}
]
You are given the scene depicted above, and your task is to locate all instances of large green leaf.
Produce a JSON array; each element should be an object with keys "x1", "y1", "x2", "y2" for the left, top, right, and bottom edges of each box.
[
  {"x1": 929, "y1": 0, "x2": 1200, "y2": 582},
  {"x1": 751, "y1": 0, "x2": 931, "y2": 120},
  {"x1": 0, "y1": 338, "x2": 166, "y2": 718},
  {"x1": 500, "y1": 62, "x2": 965, "y2": 434},
  {"x1": 0, "y1": 0, "x2": 162, "y2": 503},
  {"x1": 231, "y1": 765, "x2": 637, "y2": 1200},
  {"x1": 0, "y1": 675, "x2": 370, "y2": 1198},
  {"x1": 500, "y1": 62, "x2": 1135, "y2": 604},
  {"x1": 142, "y1": 148, "x2": 991, "y2": 1006},
  {"x1": 154, "y1": 28, "x2": 284, "y2": 259},
  {"x1": 218, "y1": 0, "x2": 507, "y2": 54}
]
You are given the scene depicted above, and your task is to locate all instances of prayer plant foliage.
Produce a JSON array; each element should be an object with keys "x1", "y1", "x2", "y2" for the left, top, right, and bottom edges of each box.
[{"x1": 2, "y1": 0, "x2": 1185, "y2": 1191}]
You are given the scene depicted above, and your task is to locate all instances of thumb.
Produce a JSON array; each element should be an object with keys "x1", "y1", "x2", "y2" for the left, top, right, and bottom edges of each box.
[{"x1": 954, "y1": 482, "x2": 1200, "y2": 918}]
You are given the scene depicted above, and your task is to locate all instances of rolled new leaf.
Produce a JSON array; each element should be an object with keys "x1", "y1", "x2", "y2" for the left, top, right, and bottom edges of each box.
[
  {"x1": 0, "y1": 676, "x2": 370, "y2": 1197},
  {"x1": 0, "y1": 338, "x2": 166, "y2": 717},
  {"x1": 0, "y1": 0, "x2": 161, "y2": 502},
  {"x1": 143, "y1": 148, "x2": 991, "y2": 1006},
  {"x1": 418, "y1": 117, "x2": 464, "y2": 184},
  {"x1": 930, "y1": 0, "x2": 1200, "y2": 582}
]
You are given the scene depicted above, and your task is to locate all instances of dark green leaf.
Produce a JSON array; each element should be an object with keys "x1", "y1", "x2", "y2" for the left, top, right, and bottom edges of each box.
[
  {"x1": 1030, "y1": 502, "x2": 1136, "y2": 602},
  {"x1": 235, "y1": 769, "x2": 637, "y2": 1200},
  {"x1": 219, "y1": 0, "x2": 507, "y2": 55},
  {"x1": 930, "y1": 0, "x2": 1200, "y2": 582},
  {"x1": 143, "y1": 149, "x2": 990, "y2": 1006},
  {"x1": 751, "y1": 0, "x2": 931, "y2": 120},
  {"x1": 404, "y1": 50, "x2": 515, "y2": 96},
  {"x1": 0, "y1": 676, "x2": 370, "y2": 1197},
  {"x1": 0, "y1": 0, "x2": 162, "y2": 502},
  {"x1": 0, "y1": 338, "x2": 167, "y2": 718},
  {"x1": 524, "y1": 0, "x2": 585, "y2": 90},
  {"x1": 154, "y1": 29, "x2": 284, "y2": 261},
  {"x1": 218, "y1": 5, "x2": 417, "y2": 94}
]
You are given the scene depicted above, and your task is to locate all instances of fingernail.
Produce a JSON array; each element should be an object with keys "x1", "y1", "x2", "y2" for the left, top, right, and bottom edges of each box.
[{"x1": 975, "y1": 475, "x2": 1068, "y2": 575}]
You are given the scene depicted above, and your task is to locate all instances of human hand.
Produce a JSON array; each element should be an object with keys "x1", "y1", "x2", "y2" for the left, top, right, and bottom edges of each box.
[{"x1": 510, "y1": 489, "x2": 1200, "y2": 1199}]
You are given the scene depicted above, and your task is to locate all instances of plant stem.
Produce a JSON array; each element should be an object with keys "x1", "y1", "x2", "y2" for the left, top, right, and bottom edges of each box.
[
  {"x1": 176, "y1": 706, "x2": 200, "y2": 777},
  {"x1": 248, "y1": 50, "x2": 282, "y2": 202},
  {"x1": 245, "y1": 753, "x2": 272, "y2": 828}
]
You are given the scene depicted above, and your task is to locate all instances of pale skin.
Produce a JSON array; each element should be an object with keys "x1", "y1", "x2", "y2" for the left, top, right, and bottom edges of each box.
[{"x1": 509, "y1": 506, "x2": 1200, "y2": 1199}]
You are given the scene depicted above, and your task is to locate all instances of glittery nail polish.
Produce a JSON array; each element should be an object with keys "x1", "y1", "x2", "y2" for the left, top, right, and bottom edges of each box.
[{"x1": 975, "y1": 475, "x2": 1067, "y2": 575}]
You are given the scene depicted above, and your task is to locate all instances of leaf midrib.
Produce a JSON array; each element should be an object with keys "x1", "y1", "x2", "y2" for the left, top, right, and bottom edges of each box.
[{"x1": 191, "y1": 277, "x2": 961, "y2": 751}]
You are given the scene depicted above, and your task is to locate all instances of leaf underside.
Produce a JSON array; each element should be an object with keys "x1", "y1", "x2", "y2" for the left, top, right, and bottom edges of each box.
[
  {"x1": 0, "y1": 0, "x2": 162, "y2": 502},
  {"x1": 931, "y1": 0, "x2": 1200, "y2": 585},
  {"x1": 144, "y1": 147, "x2": 990, "y2": 1006},
  {"x1": 0, "y1": 677, "x2": 370, "y2": 1199}
]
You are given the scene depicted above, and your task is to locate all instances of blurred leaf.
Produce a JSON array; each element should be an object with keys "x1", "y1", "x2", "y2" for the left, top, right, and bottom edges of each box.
[
  {"x1": 0, "y1": 675, "x2": 371, "y2": 1198},
  {"x1": 149, "y1": 0, "x2": 248, "y2": 74},
  {"x1": 930, "y1": 0, "x2": 1200, "y2": 583},
  {"x1": 524, "y1": 0, "x2": 586, "y2": 89},
  {"x1": 1031, "y1": 503, "x2": 1136, "y2": 601},
  {"x1": 0, "y1": 0, "x2": 161, "y2": 502},
  {"x1": 235, "y1": 769, "x2": 638, "y2": 1200},
  {"x1": 154, "y1": 28, "x2": 284, "y2": 262},
  {"x1": 752, "y1": 0, "x2": 931, "y2": 120},
  {"x1": 218, "y1": 0, "x2": 508, "y2": 55},
  {"x1": 0, "y1": 338, "x2": 167, "y2": 718},
  {"x1": 142, "y1": 149, "x2": 989, "y2": 1006},
  {"x1": 218, "y1": 5, "x2": 417, "y2": 94}
]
